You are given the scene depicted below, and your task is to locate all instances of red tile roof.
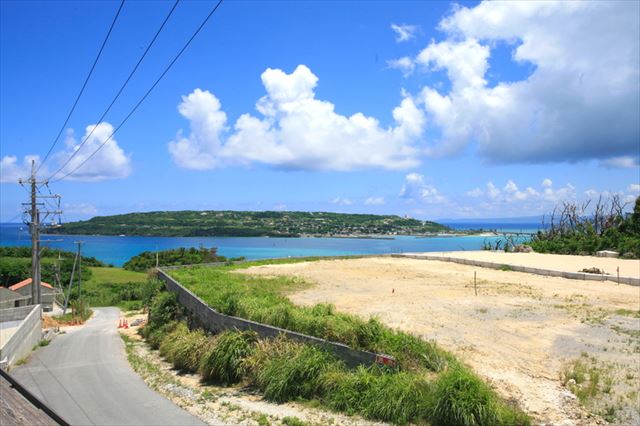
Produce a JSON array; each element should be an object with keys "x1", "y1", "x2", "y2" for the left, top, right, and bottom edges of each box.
[{"x1": 9, "y1": 278, "x2": 53, "y2": 291}]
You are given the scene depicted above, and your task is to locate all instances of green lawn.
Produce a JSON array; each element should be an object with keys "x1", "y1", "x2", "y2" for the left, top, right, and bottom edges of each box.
[
  {"x1": 86, "y1": 267, "x2": 147, "y2": 284},
  {"x1": 76, "y1": 267, "x2": 157, "y2": 310}
]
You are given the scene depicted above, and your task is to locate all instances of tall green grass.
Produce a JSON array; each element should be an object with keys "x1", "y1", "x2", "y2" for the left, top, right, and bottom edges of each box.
[
  {"x1": 244, "y1": 337, "x2": 342, "y2": 403},
  {"x1": 170, "y1": 265, "x2": 451, "y2": 372},
  {"x1": 159, "y1": 323, "x2": 210, "y2": 372},
  {"x1": 199, "y1": 330, "x2": 257, "y2": 384},
  {"x1": 321, "y1": 365, "x2": 432, "y2": 424},
  {"x1": 142, "y1": 280, "x2": 530, "y2": 426}
]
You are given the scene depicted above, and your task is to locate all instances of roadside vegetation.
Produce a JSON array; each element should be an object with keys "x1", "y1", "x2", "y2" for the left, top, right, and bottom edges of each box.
[
  {"x1": 530, "y1": 196, "x2": 640, "y2": 258},
  {"x1": 0, "y1": 246, "x2": 102, "y2": 287},
  {"x1": 139, "y1": 263, "x2": 531, "y2": 425}
]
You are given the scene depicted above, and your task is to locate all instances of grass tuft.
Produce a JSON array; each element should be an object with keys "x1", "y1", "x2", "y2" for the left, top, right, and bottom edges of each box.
[{"x1": 245, "y1": 337, "x2": 342, "y2": 403}]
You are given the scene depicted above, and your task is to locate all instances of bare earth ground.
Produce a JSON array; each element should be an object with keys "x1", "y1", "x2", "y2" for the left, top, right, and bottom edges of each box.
[
  {"x1": 243, "y1": 255, "x2": 640, "y2": 426},
  {"x1": 121, "y1": 314, "x2": 387, "y2": 426}
]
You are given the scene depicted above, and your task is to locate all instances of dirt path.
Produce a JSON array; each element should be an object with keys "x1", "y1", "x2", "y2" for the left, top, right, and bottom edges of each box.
[{"x1": 243, "y1": 257, "x2": 640, "y2": 426}]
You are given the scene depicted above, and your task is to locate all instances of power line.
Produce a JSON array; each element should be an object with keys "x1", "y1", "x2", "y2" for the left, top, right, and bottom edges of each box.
[
  {"x1": 51, "y1": 0, "x2": 225, "y2": 183},
  {"x1": 48, "y1": 0, "x2": 180, "y2": 180},
  {"x1": 37, "y1": 0, "x2": 125, "y2": 173}
]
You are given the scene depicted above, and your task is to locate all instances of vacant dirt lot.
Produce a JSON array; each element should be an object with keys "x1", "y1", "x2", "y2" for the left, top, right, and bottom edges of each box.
[{"x1": 243, "y1": 256, "x2": 640, "y2": 426}]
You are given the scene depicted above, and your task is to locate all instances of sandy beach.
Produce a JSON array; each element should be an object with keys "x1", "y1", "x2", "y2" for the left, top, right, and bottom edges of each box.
[{"x1": 242, "y1": 254, "x2": 640, "y2": 425}]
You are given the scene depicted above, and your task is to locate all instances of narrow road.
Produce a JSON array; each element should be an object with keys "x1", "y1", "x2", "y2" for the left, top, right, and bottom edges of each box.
[{"x1": 12, "y1": 307, "x2": 204, "y2": 426}]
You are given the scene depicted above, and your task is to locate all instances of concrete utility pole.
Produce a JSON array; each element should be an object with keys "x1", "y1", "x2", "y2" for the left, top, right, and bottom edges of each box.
[
  {"x1": 19, "y1": 160, "x2": 62, "y2": 306},
  {"x1": 29, "y1": 161, "x2": 41, "y2": 304},
  {"x1": 76, "y1": 241, "x2": 83, "y2": 299}
]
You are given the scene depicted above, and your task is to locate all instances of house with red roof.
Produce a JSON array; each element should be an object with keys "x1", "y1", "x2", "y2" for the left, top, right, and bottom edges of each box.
[{"x1": 7, "y1": 278, "x2": 56, "y2": 312}]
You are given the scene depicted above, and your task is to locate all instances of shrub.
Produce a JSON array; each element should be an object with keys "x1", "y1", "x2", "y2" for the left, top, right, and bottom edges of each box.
[
  {"x1": 199, "y1": 330, "x2": 257, "y2": 384},
  {"x1": 148, "y1": 291, "x2": 181, "y2": 330}
]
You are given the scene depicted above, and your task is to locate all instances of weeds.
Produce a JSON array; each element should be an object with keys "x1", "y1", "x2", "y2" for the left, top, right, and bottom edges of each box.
[{"x1": 282, "y1": 417, "x2": 308, "y2": 426}]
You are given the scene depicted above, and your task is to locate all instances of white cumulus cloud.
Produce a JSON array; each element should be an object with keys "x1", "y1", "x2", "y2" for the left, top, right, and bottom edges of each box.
[
  {"x1": 364, "y1": 196, "x2": 385, "y2": 206},
  {"x1": 391, "y1": 24, "x2": 418, "y2": 42},
  {"x1": 400, "y1": 173, "x2": 446, "y2": 204},
  {"x1": 53, "y1": 122, "x2": 132, "y2": 181},
  {"x1": 628, "y1": 184, "x2": 640, "y2": 193},
  {"x1": 330, "y1": 197, "x2": 352, "y2": 206},
  {"x1": 392, "y1": 1, "x2": 640, "y2": 163},
  {"x1": 2, "y1": 123, "x2": 132, "y2": 184},
  {"x1": 169, "y1": 65, "x2": 426, "y2": 171},
  {"x1": 600, "y1": 156, "x2": 639, "y2": 169},
  {"x1": 466, "y1": 187, "x2": 483, "y2": 197},
  {"x1": 168, "y1": 89, "x2": 228, "y2": 170},
  {"x1": 0, "y1": 155, "x2": 44, "y2": 183}
]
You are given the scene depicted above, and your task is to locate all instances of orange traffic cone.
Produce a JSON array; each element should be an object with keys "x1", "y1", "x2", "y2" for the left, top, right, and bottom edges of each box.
[
  {"x1": 124, "y1": 319, "x2": 129, "y2": 329},
  {"x1": 117, "y1": 318, "x2": 122, "y2": 328}
]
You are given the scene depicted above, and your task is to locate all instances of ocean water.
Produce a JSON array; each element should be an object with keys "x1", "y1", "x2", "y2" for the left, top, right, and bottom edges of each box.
[{"x1": 0, "y1": 223, "x2": 538, "y2": 267}]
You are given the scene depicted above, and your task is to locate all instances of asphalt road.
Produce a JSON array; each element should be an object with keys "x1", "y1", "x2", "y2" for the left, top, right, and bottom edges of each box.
[{"x1": 12, "y1": 307, "x2": 204, "y2": 426}]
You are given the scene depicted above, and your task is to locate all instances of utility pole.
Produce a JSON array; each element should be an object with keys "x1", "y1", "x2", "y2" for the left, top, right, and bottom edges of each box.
[
  {"x1": 19, "y1": 159, "x2": 62, "y2": 306},
  {"x1": 28, "y1": 161, "x2": 41, "y2": 304},
  {"x1": 76, "y1": 241, "x2": 83, "y2": 299}
]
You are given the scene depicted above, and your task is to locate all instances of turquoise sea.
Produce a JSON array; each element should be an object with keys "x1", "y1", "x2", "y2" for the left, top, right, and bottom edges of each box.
[{"x1": 0, "y1": 222, "x2": 538, "y2": 267}]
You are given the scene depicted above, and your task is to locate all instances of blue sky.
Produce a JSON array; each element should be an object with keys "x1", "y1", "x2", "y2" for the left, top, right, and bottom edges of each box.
[{"x1": 1, "y1": 0, "x2": 639, "y2": 222}]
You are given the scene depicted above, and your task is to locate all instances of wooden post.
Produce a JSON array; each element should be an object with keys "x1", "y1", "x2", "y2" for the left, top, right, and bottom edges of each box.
[
  {"x1": 617, "y1": 266, "x2": 620, "y2": 285},
  {"x1": 474, "y1": 271, "x2": 477, "y2": 296}
]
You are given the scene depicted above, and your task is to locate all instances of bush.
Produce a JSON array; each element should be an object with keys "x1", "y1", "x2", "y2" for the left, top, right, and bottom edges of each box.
[
  {"x1": 199, "y1": 330, "x2": 257, "y2": 384},
  {"x1": 148, "y1": 291, "x2": 181, "y2": 330}
]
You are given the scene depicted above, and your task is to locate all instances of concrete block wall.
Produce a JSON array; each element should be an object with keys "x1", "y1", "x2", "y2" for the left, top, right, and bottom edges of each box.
[
  {"x1": 157, "y1": 269, "x2": 381, "y2": 368},
  {"x1": 0, "y1": 305, "x2": 42, "y2": 367},
  {"x1": 0, "y1": 305, "x2": 36, "y2": 322},
  {"x1": 391, "y1": 254, "x2": 640, "y2": 286}
]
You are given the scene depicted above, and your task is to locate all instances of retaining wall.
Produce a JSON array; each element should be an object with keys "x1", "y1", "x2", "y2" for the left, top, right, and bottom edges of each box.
[
  {"x1": 392, "y1": 254, "x2": 640, "y2": 286},
  {"x1": 0, "y1": 305, "x2": 42, "y2": 367},
  {"x1": 157, "y1": 269, "x2": 383, "y2": 368}
]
